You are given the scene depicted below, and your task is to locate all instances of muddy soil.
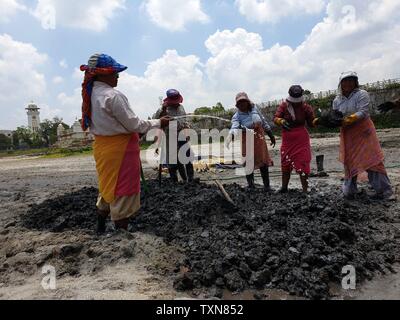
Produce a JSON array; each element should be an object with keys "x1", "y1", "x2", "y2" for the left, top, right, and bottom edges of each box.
[
  {"x1": 19, "y1": 180, "x2": 400, "y2": 299},
  {"x1": 0, "y1": 129, "x2": 400, "y2": 300}
]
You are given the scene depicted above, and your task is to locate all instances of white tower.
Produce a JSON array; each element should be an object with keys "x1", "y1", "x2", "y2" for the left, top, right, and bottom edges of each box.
[{"x1": 26, "y1": 102, "x2": 41, "y2": 132}]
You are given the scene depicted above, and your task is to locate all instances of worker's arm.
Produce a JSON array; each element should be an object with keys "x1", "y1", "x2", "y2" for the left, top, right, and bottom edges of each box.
[
  {"x1": 229, "y1": 113, "x2": 241, "y2": 136},
  {"x1": 305, "y1": 104, "x2": 316, "y2": 128},
  {"x1": 255, "y1": 105, "x2": 272, "y2": 132},
  {"x1": 178, "y1": 105, "x2": 190, "y2": 129},
  {"x1": 274, "y1": 103, "x2": 291, "y2": 131},
  {"x1": 354, "y1": 90, "x2": 370, "y2": 119},
  {"x1": 343, "y1": 91, "x2": 370, "y2": 126},
  {"x1": 109, "y1": 92, "x2": 161, "y2": 134}
]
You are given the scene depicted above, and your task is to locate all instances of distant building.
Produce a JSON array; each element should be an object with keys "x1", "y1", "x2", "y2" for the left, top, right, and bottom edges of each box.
[
  {"x1": 26, "y1": 102, "x2": 41, "y2": 132},
  {"x1": 56, "y1": 119, "x2": 94, "y2": 148}
]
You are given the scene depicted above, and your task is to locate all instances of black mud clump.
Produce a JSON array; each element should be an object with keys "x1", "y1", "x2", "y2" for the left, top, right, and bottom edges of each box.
[
  {"x1": 22, "y1": 187, "x2": 98, "y2": 232},
  {"x1": 20, "y1": 180, "x2": 399, "y2": 299}
]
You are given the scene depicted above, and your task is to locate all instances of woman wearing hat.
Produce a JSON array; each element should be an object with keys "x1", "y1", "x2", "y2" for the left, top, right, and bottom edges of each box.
[
  {"x1": 333, "y1": 71, "x2": 393, "y2": 200},
  {"x1": 227, "y1": 92, "x2": 276, "y2": 190},
  {"x1": 154, "y1": 89, "x2": 195, "y2": 183},
  {"x1": 274, "y1": 85, "x2": 316, "y2": 193},
  {"x1": 81, "y1": 53, "x2": 170, "y2": 233}
]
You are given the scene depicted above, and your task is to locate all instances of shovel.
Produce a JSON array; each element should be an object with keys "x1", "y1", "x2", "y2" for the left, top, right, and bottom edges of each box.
[{"x1": 214, "y1": 180, "x2": 235, "y2": 207}]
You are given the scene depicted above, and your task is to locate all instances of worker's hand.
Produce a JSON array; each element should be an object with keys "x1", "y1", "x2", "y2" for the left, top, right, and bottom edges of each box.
[
  {"x1": 377, "y1": 101, "x2": 396, "y2": 113},
  {"x1": 225, "y1": 134, "x2": 233, "y2": 149},
  {"x1": 313, "y1": 118, "x2": 320, "y2": 127},
  {"x1": 267, "y1": 131, "x2": 276, "y2": 148},
  {"x1": 343, "y1": 114, "x2": 359, "y2": 126},
  {"x1": 275, "y1": 118, "x2": 292, "y2": 131},
  {"x1": 160, "y1": 116, "x2": 171, "y2": 129}
]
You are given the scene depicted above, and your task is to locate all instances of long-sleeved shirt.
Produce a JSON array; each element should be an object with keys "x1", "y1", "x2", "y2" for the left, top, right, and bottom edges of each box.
[
  {"x1": 90, "y1": 81, "x2": 160, "y2": 136},
  {"x1": 229, "y1": 105, "x2": 272, "y2": 135},
  {"x1": 274, "y1": 101, "x2": 315, "y2": 128},
  {"x1": 154, "y1": 104, "x2": 189, "y2": 132},
  {"x1": 333, "y1": 89, "x2": 370, "y2": 119}
]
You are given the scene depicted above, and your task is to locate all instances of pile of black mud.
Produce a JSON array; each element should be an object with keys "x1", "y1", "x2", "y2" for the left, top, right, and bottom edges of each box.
[{"x1": 21, "y1": 180, "x2": 399, "y2": 299}]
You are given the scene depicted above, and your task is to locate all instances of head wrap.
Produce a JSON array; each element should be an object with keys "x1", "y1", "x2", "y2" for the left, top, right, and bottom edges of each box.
[
  {"x1": 80, "y1": 53, "x2": 127, "y2": 130},
  {"x1": 287, "y1": 85, "x2": 305, "y2": 104},
  {"x1": 338, "y1": 71, "x2": 359, "y2": 96}
]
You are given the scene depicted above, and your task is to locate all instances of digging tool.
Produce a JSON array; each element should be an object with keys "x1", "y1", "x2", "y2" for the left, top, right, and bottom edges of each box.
[
  {"x1": 158, "y1": 163, "x2": 162, "y2": 187},
  {"x1": 140, "y1": 161, "x2": 149, "y2": 194},
  {"x1": 214, "y1": 180, "x2": 235, "y2": 207}
]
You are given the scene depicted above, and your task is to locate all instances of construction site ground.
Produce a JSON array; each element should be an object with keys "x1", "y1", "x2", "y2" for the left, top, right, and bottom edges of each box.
[{"x1": 0, "y1": 128, "x2": 399, "y2": 300}]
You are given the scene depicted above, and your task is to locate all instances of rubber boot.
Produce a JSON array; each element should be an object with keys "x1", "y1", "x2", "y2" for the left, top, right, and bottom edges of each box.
[
  {"x1": 169, "y1": 166, "x2": 179, "y2": 183},
  {"x1": 186, "y1": 163, "x2": 195, "y2": 182},
  {"x1": 246, "y1": 173, "x2": 256, "y2": 189},
  {"x1": 114, "y1": 218, "x2": 129, "y2": 231},
  {"x1": 260, "y1": 166, "x2": 272, "y2": 192},
  {"x1": 177, "y1": 163, "x2": 188, "y2": 182},
  {"x1": 316, "y1": 155, "x2": 325, "y2": 173},
  {"x1": 97, "y1": 210, "x2": 109, "y2": 234}
]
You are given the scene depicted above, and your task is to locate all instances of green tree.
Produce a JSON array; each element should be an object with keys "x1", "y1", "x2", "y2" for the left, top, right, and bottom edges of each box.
[
  {"x1": 12, "y1": 132, "x2": 19, "y2": 148},
  {"x1": 0, "y1": 134, "x2": 12, "y2": 151},
  {"x1": 39, "y1": 117, "x2": 69, "y2": 147},
  {"x1": 15, "y1": 127, "x2": 34, "y2": 147},
  {"x1": 212, "y1": 102, "x2": 225, "y2": 113},
  {"x1": 194, "y1": 106, "x2": 212, "y2": 115}
]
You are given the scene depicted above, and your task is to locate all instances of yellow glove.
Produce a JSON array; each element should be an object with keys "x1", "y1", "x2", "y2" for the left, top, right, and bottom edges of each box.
[
  {"x1": 312, "y1": 118, "x2": 320, "y2": 127},
  {"x1": 343, "y1": 114, "x2": 359, "y2": 126},
  {"x1": 275, "y1": 118, "x2": 291, "y2": 131}
]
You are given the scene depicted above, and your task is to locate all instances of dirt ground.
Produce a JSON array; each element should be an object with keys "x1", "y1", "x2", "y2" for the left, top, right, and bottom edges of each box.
[{"x1": 0, "y1": 129, "x2": 399, "y2": 300}]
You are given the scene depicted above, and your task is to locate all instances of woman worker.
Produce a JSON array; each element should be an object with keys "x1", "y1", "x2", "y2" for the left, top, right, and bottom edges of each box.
[
  {"x1": 226, "y1": 92, "x2": 276, "y2": 190},
  {"x1": 274, "y1": 85, "x2": 316, "y2": 193},
  {"x1": 80, "y1": 53, "x2": 170, "y2": 233},
  {"x1": 332, "y1": 71, "x2": 393, "y2": 200}
]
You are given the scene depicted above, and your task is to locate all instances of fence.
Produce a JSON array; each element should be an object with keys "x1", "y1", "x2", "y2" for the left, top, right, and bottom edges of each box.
[{"x1": 259, "y1": 78, "x2": 400, "y2": 108}]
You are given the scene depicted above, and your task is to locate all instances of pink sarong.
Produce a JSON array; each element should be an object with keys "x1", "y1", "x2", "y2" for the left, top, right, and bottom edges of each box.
[
  {"x1": 281, "y1": 126, "x2": 312, "y2": 175},
  {"x1": 339, "y1": 117, "x2": 386, "y2": 179},
  {"x1": 241, "y1": 126, "x2": 274, "y2": 170}
]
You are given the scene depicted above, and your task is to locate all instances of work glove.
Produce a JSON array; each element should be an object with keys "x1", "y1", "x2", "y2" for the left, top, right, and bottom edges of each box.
[
  {"x1": 275, "y1": 118, "x2": 292, "y2": 131},
  {"x1": 267, "y1": 130, "x2": 276, "y2": 148},
  {"x1": 377, "y1": 101, "x2": 396, "y2": 113},
  {"x1": 313, "y1": 118, "x2": 320, "y2": 127},
  {"x1": 343, "y1": 114, "x2": 359, "y2": 126},
  {"x1": 225, "y1": 133, "x2": 233, "y2": 149}
]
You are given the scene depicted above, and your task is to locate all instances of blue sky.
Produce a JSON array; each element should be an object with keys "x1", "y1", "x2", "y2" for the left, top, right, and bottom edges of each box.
[{"x1": 0, "y1": 0, "x2": 399, "y2": 130}]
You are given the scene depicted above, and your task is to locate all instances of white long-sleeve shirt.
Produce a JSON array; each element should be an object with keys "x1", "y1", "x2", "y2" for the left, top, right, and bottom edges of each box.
[
  {"x1": 332, "y1": 89, "x2": 370, "y2": 119},
  {"x1": 90, "y1": 81, "x2": 160, "y2": 136}
]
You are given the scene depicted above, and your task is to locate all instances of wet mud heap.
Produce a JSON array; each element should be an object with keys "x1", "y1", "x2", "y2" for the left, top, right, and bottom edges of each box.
[{"x1": 22, "y1": 180, "x2": 399, "y2": 299}]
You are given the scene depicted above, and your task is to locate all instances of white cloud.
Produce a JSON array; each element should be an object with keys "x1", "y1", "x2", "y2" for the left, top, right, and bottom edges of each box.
[
  {"x1": 31, "y1": 0, "x2": 126, "y2": 31},
  {"x1": 52, "y1": 76, "x2": 64, "y2": 84},
  {"x1": 0, "y1": 0, "x2": 26, "y2": 23},
  {"x1": 7, "y1": 0, "x2": 400, "y2": 129},
  {"x1": 143, "y1": 0, "x2": 210, "y2": 31},
  {"x1": 235, "y1": 0, "x2": 326, "y2": 24},
  {"x1": 59, "y1": 0, "x2": 400, "y2": 122},
  {"x1": 56, "y1": 88, "x2": 82, "y2": 124},
  {"x1": 0, "y1": 34, "x2": 48, "y2": 129},
  {"x1": 59, "y1": 59, "x2": 68, "y2": 69}
]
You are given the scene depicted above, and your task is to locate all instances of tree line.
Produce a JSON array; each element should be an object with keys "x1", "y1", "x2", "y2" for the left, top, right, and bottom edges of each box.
[{"x1": 0, "y1": 117, "x2": 69, "y2": 151}]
